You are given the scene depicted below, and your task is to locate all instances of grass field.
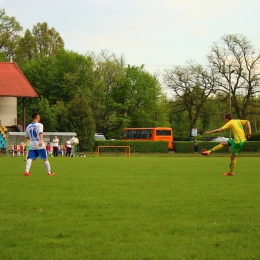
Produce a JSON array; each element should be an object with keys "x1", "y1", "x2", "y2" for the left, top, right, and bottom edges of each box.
[{"x1": 1, "y1": 156, "x2": 260, "y2": 260}]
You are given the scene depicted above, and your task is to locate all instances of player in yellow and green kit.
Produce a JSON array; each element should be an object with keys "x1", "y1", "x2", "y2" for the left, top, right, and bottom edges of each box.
[{"x1": 201, "y1": 114, "x2": 252, "y2": 176}]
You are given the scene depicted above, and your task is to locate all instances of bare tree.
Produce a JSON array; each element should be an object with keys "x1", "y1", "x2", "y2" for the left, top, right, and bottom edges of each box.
[
  {"x1": 207, "y1": 34, "x2": 260, "y2": 118},
  {"x1": 163, "y1": 61, "x2": 218, "y2": 130}
]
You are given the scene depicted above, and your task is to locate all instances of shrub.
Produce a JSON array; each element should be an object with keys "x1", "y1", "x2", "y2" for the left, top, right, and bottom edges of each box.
[
  {"x1": 248, "y1": 132, "x2": 260, "y2": 141},
  {"x1": 94, "y1": 140, "x2": 168, "y2": 153}
]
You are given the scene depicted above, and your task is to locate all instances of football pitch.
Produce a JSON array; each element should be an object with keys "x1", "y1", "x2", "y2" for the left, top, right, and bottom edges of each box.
[{"x1": 1, "y1": 156, "x2": 260, "y2": 260}]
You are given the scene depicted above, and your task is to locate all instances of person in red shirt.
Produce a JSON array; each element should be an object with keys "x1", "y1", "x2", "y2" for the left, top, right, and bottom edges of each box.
[
  {"x1": 63, "y1": 143, "x2": 67, "y2": 157},
  {"x1": 12, "y1": 143, "x2": 20, "y2": 156},
  {"x1": 46, "y1": 143, "x2": 52, "y2": 156}
]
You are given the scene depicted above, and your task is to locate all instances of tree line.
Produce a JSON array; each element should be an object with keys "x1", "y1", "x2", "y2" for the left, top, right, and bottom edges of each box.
[{"x1": 1, "y1": 9, "x2": 260, "y2": 150}]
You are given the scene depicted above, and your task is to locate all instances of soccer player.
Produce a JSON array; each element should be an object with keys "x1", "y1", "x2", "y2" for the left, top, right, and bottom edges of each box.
[
  {"x1": 201, "y1": 113, "x2": 252, "y2": 176},
  {"x1": 24, "y1": 112, "x2": 55, "y2": 177}
]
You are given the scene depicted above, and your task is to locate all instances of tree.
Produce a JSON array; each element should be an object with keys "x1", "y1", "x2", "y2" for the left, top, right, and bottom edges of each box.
[
  {"x1": 26, "y1": 96, "x2": 57, "y2": 131},
  {"x1": 207, "y1": 34, "x2": 260, "y2": 118},
  {"x1": 20, "y1": 49, "x2": 93, "y2": 105},
  {"x1": 32, "y1": 22, "x2": 64, "y2": 58},
  {"x1": 0, "y1": 9, "x2": 22, "y2": 60},
  {"x1": 68, "y1": 94, "x2": 96, "y2": 151},
  {"x1": 15, "y1": 22, "x2": 64, "y2": 62},
  {"x1": 163, "y1": 61, "x2": 217, "y2": 132}
]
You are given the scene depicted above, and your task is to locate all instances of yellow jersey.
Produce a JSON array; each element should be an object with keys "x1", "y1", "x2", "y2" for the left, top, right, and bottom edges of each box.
[{"x1": 221, "y1": 119, "x2": 247, "y2": 143}]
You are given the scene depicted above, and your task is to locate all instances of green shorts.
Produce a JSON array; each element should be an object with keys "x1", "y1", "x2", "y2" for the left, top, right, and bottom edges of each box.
[{"x1": 228, "y1": 138, "x2": 245, "y2": 155}]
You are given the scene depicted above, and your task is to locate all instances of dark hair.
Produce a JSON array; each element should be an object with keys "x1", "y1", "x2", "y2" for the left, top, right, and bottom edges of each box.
[
  {"x1": 32, "y1": 112, "x2": 40, "y2": 119},
  {"x1": 225, "y1": 113, "x2": 232, "y2": 120}
]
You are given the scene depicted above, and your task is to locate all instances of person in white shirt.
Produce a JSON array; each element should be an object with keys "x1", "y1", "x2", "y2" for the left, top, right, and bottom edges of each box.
[
  {"x1": 24, "y1": 112, "x2": 55, "y2": 177},
  {"x1": 66, "y1": 137, "x2": 72, "y2": 157},
  {"x1": 52, "y1": 136, "x2": 59, "y2": 157}
]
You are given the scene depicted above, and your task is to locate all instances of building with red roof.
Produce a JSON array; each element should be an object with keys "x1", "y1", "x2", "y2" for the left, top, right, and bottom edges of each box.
[{"x1": 0, "y1": 62, "x2": 38, "y2": 148}]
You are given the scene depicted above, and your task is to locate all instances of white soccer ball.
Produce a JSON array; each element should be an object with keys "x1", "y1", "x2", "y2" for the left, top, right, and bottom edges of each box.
[{"x1": 71, "y1": 137, "x2": 79, "y2": 145}]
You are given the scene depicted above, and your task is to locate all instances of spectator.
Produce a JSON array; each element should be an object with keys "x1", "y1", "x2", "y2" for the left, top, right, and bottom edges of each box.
[
  {"x1": 66, "y1": 138, "x2": 72, "y2": 157},
  {"x1": 63, "y1": 143, "x2": 67, "y2": 156},
  {"x1": 12, "y1": 143, "x2": 20, "y2": 156},
  {"x1": 194, "y1": 139, "x2": 199, "y2": 153},
  {"x1": 58, "y1": 145, "x2": 62, "y2": 156},
  {"x1": 46, "y1": 143, "x2": 52, "y2": 156},
  {"x1": 52, "y1": 136, "x2": 59, "y2": 157}
]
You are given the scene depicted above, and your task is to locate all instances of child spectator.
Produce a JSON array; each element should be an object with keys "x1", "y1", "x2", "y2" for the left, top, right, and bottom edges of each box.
[{"x1": 46, "y1": 143, "x2": 52, "y2": 156}]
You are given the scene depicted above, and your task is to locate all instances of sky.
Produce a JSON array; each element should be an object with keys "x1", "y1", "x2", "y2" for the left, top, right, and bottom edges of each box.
[{"x1": 1, "y1": 0, "x2": 260, "y2": 76}]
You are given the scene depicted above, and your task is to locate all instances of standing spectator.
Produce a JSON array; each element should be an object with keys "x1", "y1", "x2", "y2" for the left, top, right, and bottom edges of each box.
[
  {"x1": 24, "y1": 112, "x2": 55, "y2": 176},
  {"x1": 194, "y1": 139, "x2": 199, "y2": 153},
  {"x1": 52, "y1": 136, "x2": 59, "y2": 157},
  {"x1": 66, "y1": 138, "x2": 72, "y2": 157}
]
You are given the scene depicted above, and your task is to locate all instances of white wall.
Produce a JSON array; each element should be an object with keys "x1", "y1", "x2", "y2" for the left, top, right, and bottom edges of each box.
[{"x1": 0, "y1": 97, "x2": 17, "y2": 126}]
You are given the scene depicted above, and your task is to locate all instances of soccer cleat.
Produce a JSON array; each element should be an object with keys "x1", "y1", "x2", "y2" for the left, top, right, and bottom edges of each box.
[
  {"x1": 224, "y1": 172, "x2": 234, "y2": 176},
  {"x1": 48, "y1": 172, "x2": 55, "y2": 176},
  {"x1": 24, "y1": 171, "x2": 30, "y2": 176},
  {"x1": 201, "y1": 150, "x2": 211, "y2": 156}
]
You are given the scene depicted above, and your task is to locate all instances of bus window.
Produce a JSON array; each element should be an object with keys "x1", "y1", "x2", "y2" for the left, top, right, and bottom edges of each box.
[{"x1": 156, "y1": 130, "x2": 171, "y2": 136}]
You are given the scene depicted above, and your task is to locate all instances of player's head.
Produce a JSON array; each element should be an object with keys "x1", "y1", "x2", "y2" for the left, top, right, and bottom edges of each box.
[
  {"x1": 224, "y1": 113, "x2": 232, "y2": 121},
  {"x1": 32, "y1": 112, "x2": 40, "y2": 122}
]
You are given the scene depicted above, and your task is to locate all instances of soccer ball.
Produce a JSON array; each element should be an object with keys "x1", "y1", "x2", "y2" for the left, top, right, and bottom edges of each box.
[{"x1": 71, "y1": 137, "x2": 79, "y2": 145}]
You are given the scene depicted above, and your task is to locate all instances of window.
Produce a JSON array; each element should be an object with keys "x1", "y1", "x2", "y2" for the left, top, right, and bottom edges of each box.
[{"x1": 156, "y1": 130, "x2": 171, "y2": 136}]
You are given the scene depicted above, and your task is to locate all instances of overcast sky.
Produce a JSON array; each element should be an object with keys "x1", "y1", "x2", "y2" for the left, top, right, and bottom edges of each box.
[{"x1": 1, "y1": 0, "x2": 260, "y2": 75}]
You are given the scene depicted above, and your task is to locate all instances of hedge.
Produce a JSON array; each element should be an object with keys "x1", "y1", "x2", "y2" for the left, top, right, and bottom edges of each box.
[
  {"x1": 249, "y1": 132, "x2": 260, "y2": 141},
  {"x1": 94, "y1": 140, "x2": 168, "y2": 153},
  {"x1": 174, "y1": 141, "x2": 260, "y2": 153}
]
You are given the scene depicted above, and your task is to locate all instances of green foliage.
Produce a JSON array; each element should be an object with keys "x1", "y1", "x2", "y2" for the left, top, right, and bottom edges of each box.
[
  {"x1": 242, "y1": 141, "x2": 260, "y2": 152},
  {"x1": 248, "y1": 132, "x2": 260, "y2": 141},
  {"x1": 15, "y1": 22, "x2": 64, "y2": 62},
  {"x1": 19, "y1": 49, "x2": 93, "y2": 105},
  {"x1": 54, "y1": 100, "x2": 70, "y2": 131},
  {"x1": 27, "y1": 96, "x2": 57, "y2": 131},
  {"x1": 94, "y1": 140, "x2": 168, "y2": 153},
  {"x1": 68, "y1": 94, "x2": 96, "y2": 151},
  {"x1": 0, "y1": 9, "x2": 23, "y2": 59}
]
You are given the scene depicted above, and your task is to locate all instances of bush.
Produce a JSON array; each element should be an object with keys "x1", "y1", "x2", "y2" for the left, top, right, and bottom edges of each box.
[
  {"x1": 94, "y1": 140, "x2": 168, "y2": 153},
  {"x1": 248, "y1": 132, "x2": 260, "y2": 141}
]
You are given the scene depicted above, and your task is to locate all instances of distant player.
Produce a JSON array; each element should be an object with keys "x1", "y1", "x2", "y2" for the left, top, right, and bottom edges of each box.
[
  {"x1": 201, "y1": 113, "x2": 252, "y2": 176},
  {"x1": 24, "y1": 112, "x2": 55, "y2": 176}
]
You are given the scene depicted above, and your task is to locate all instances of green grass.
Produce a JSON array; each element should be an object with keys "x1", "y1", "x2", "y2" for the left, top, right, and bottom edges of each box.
[{"x1": 1, "y1": 156, "x2": 260, "y2": 260}]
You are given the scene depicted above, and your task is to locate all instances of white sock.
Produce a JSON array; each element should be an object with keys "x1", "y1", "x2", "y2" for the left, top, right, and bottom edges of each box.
[
  {"x1": 25, "y1": 159, "x2": 32, "y2": 172},
  {"x1": 44, "y1": 161, "x2": 51, "y2": 174}
]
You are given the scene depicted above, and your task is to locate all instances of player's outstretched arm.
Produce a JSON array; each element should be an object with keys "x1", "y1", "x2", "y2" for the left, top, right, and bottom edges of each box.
[
  {"x1": 247, "y1": 120, "x2": 252, "y2": 138},
  {"x1": 204, "y1": 128, "x2": 223, "y2": 135}
]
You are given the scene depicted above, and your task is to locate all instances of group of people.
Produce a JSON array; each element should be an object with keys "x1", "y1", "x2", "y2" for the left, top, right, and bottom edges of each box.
[
  {"x1": 12, "y1": 137, "x2": 74, "y2": 158},
  {"x1": 22, "y1": 111, "x2": 252, "y2": 177},
  {"x1": 45, "y1": 137, "x2": 73, "y2": 157}
]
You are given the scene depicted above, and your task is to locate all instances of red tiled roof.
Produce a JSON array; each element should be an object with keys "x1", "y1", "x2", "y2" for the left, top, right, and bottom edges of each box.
[{"x1": 0, "y1": 62, "x2": 38, "y2": 97}]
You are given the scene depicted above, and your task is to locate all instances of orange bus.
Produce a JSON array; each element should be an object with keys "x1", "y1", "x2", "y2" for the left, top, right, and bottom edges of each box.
[{"x1": 122, "y1": 127, "x2": 173, "y2": 150}]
